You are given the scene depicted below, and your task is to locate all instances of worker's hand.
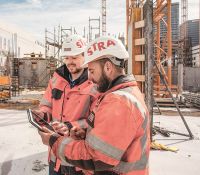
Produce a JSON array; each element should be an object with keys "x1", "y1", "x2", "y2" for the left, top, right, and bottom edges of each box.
[
  {"x1": 38, "y1": 126, "x2": 54, "y2": 146},
  {"x1": 70, "y1": 126, "x2": 86, "y2": 140},
  {"x1": 51, "y1": 121, "x2": 69, "y2": 136},
  {"x1": 31, "y1": 110, "x2": 45, "y2": 124},
  {"x1": 32, "y1": 110, "x2": 52, "y2": 123}
]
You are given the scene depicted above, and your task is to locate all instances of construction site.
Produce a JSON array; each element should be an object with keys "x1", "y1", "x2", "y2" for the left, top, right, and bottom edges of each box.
[{"x1": 0, "y1": 0, "x2": 200, "y2": 174}]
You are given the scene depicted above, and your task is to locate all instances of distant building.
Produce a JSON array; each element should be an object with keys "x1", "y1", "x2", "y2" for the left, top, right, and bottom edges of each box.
[
  {"x1": 180, "y1": 19, "x2": 200, "y2": 66},
  {"x1": 155, "y1": 2, "x2": 179, "y2": 66},
  {"x1": 180, "y1": 19, "x2": 200, "y2": 47},
  {"x1": 160, "y1": 2, "x2": 179, "y2": 42},
  {"x1": 191, "y1": 45, "x2": 200, "y2": 67}
]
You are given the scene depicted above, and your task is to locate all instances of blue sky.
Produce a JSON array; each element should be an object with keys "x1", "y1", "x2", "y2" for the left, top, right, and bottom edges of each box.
[
  {"x1": 0, "y1": 0, "x2": 125, "y2": 41},
  {"x1": 0, "y1": 0, "x2": 199, "y2": 42},
  {"x1": 0, "y1": 0, "x2": 25, "y2": 3}
]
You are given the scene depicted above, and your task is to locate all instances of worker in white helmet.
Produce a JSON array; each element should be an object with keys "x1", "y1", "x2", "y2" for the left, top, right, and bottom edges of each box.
[
  {"x1": 39, "y1": 36, "x2": 150, "y2": 175},
  {"x1": 36, "y1": 34, "x2": 98, "y2": 175}
]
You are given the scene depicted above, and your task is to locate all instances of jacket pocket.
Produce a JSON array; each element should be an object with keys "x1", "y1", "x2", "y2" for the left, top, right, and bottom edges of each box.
[{"x1": 52, "y1": 88, "x2": 63, "y2": 100}]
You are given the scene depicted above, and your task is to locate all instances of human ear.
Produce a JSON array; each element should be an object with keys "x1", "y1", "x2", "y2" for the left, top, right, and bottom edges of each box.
[{"x1": 104, "y1": 61, "x2": 113, "y2": 74}]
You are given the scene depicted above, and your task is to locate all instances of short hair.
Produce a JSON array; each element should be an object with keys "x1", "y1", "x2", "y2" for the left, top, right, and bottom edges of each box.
[{"x1": 97, "y1": 58, "x2": 124, "y2": 74}]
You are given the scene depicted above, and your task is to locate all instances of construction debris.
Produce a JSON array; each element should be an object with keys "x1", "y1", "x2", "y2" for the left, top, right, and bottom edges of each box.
[
  {"x1": 183, "y1": 92, "x2": 200, "y2": 109},
  {"x1": 32, "y1": 160, "x2": 48, "y2": 172},
  {"x1": 152, "y1": 126, "x2": 170, "y2": 137},
  {"x1": 151, "y1": 141, "x2": 179, "y2": 153}
]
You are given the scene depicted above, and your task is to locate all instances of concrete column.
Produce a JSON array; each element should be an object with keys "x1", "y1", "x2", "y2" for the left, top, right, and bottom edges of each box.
[
  {"x1": 144, "y1": 0, "x2": 154, "y2": 140},
  {"x1": 178, "y1": 63, "x2": 183, "y2": 94}
]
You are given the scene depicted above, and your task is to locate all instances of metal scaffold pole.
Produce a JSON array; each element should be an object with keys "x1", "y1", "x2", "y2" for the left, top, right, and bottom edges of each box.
[
  {"x1": 153, "y1": 59, "x2": 194, "y2": 139},
  {"x1": 102, "y1": 0, "x2": 106, "y2": 36}
]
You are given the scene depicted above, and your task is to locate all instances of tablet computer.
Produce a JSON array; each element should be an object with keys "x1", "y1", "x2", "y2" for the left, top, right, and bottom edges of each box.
[{"x1": 27, "y1": 109, "x2": 55, "y2": 132}]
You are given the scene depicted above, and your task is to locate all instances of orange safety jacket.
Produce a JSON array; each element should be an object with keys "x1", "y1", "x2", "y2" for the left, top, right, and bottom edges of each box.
[
  {"x1": 39, "y1": 65, "x2": 98, "y2": 172},
  {"x1": 50, "y1": 74, "x2": 150, "y2": 175}
]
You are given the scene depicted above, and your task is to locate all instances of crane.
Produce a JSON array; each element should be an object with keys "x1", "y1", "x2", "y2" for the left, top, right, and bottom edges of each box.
[
  {"x1": 102, "y1": 0, "x2": 106, "y2": 36},
  {"x1": 181, "y1": 0, "x2": 188, "y2": 24}
]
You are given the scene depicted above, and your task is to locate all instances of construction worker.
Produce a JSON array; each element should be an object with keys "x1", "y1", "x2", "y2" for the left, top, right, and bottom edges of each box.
[
  {"x1": 37, "y1": 34, "x2": 98, "y2": 175},
  {"x1": 39, "y1": 36, "x2": 150, "y2": 175}
]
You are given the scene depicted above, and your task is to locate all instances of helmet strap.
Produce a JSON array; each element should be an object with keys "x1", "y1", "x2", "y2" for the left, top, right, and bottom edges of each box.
[{"x1": 109, "y1": 57, "x2": 126, "y2": 68}]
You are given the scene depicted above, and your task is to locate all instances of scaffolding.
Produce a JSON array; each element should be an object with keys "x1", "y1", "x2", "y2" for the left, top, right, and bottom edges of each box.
[
  {"x1": 176, "y1": 0, "x2": 188, "y2": 93},
  {"x1": 88, "y1": 17, "x2": 101, "y2": 42},
  {"x1": 10, "y1": 54, "x2": 19, "y2": 97},
  {"x1": 181, "y1": 0, "x2": 188, "y2": 24},
  {"x1": 126, "y1": 0, "x2": 178, "y2": 97},
  {"x1": 45, "y1": 26, "x2": 78, "y2": 76},
  {"x1": 102, "y1": 0, "x2": 107, "y2": 36},
  {"x1": 45, "y1": 27, "x2": 61, "y2": 60},
  {"x1": 126, "y1": 0, "x2": 193, "y2": 140}
]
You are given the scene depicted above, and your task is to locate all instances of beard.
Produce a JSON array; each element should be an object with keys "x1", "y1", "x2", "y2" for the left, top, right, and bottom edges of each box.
[
  {"x1": 96, "y1": 71, "x2": 110, "y2": 93},
  {"x1": 67, "y1": 64, "x2": 82, "y2": 74}
]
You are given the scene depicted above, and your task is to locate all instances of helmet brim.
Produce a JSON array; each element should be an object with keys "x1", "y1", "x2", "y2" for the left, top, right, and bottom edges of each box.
[{"x1": 60, "y1": 51, "x2": 84, "y2": 58}]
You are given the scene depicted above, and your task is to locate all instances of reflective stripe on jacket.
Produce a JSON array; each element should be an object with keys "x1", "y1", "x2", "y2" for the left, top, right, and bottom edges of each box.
[{"x1": 51, "y1": 74, "x2": 150, "y2": 175}]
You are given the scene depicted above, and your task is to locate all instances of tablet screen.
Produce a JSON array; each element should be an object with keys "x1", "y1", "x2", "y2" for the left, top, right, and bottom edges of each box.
[{"x1": 27, "y1": 109, "x2": 55, "y2": 132}]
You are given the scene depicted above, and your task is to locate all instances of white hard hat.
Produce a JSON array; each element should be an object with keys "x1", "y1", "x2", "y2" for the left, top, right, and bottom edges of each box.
[
  {"x1": 82, "y1": 36, "x2": 129, "y2": 67},
  {"x1": 61, "y1": 34, "x2": 87, "y2": 57}
]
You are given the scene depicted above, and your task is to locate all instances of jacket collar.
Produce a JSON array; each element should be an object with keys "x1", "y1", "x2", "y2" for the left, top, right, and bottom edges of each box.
[
  {"x1": 96, "y1": 74, "x2": 137, "y2": 104},
  {"x1": 55, "y1": 64, "x2": 88, "y2": 87},
  {"x1": 108, "y1": 74, "x2": 136, "y2": 91}
]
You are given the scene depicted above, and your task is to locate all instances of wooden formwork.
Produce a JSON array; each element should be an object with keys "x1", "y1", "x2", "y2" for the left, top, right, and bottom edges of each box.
[
  {"x1": 127, "y1": 1, "x2": 145, "y2": 93},
  {"x1": 127, "y1": 0, "x2": 176, "y2": 98}
]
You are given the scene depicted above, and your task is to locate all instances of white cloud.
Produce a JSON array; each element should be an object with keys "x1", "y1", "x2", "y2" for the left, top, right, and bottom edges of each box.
[
  {"x1": 28, "y1": 0, "x2": 41, "y2": 4},
  {"x1": 26, "y1": 0, "x2": 42, "y2": 5},
  {"x1": 0, "y1": 0, "x2": 199, "y2": 43},
  {"x1": 0, "y1": 0, "x2": 126, "y2": 41}
]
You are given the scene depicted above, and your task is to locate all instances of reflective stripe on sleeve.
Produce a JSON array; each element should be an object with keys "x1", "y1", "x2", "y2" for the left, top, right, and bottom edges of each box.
[
  {"x1": 112, "y1": 115, "x2": 149, "y2": 173},
  {"x1": 57, "y1": 137, "x2": 73, "y2": 165},
  {"x1": 112, "y1": 153, "x2": 148, "y2": 173},
  {"x1": 112, "y1": 87, "x2": 146, "y2": 119},
  {"x1": 110, "y1": 87, "x2": 149, "y2": 173},
  {"x1": 50, "y1": 152, "x2": 74, "y2": 167},
  {"x1": 86, "y1": 133, "x2": 124, "y2": 161}
]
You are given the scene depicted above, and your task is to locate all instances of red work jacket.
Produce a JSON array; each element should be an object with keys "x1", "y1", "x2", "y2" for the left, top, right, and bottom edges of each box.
[
  {"x1": 50, "y1": 74, "x2": 150, "y2": 175},
  {"x1": 40, "y1": 65, "x2": 98, "y2": 171}
]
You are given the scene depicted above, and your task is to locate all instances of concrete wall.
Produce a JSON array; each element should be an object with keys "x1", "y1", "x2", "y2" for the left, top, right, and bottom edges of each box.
[
  {"x1": 166, "y1": 67, "x2": 200, "y2": 92},
  {"x1": 172, "y1": 68, "x2": 178, "y2": 85},
  {"x1": 19, "y1": 59, "x2": 50, "y2": 88},
  {"x1": 183, "y1": 67, "x2": 200, "y2": 92}
]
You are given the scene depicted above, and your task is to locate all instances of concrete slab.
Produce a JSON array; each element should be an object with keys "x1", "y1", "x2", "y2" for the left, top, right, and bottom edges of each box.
[
  {"x1": 150, "y1": 114, "x2": 200, "y2": 175},
  {"x1": 0, "y1": 109, "x2": 48, "y2": 175},
  {"x1": 0, "y1": 109, "x2": 200, "y2": 175}
]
